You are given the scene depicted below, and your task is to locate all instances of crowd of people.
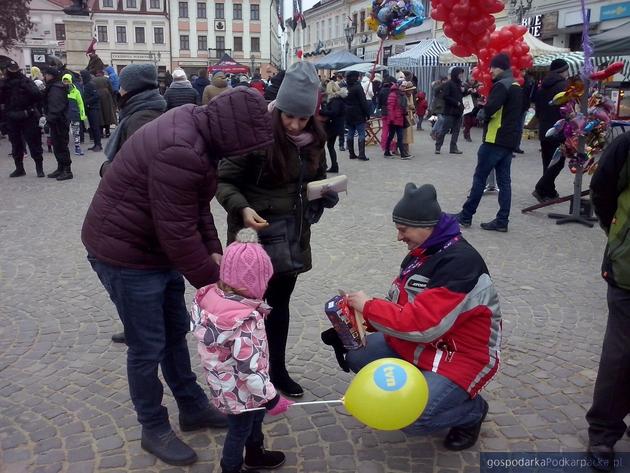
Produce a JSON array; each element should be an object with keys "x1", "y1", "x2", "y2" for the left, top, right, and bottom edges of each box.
[{"x1": 2, "y1": 50, "x2": 629, "y2": 473}]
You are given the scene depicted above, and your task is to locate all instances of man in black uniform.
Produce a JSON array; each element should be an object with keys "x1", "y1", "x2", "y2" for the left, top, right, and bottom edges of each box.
[
  {"x1": 43, "y1": 65, "x2": 72, "y2": 181},
  {"x1": 0, "y1": 60, "x2": 45, "y2": 178}
]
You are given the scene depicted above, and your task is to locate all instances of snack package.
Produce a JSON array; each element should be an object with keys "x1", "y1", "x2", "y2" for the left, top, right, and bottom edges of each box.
[{"x1": 324, "y1": 295, "x2": 366, "y2": 350}]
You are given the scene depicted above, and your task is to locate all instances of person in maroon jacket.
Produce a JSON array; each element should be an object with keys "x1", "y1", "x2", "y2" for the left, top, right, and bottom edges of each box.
[
  {"x1": 340, "y1": 183, "x2": 501, "y2": 451},
  {"x1": 81, "y1": 88, "x2": 274, "y2": 467}
]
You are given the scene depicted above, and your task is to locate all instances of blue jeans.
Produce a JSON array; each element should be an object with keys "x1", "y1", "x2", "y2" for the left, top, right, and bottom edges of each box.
[
  {"x1": 461, "y1": 143, "x2": 513, "y2": 226},
  {"x1": 346, "y1": 333, "x2": 487, "y2": 434},
  {"x1": 346, "y1": 122, "x2": 366, "y2": 142},
  {"x1": 222, "y1": 410, "x2": 266, "y2": 472},
  {"x1": 88, "y1": 257, "x2": 209, "y2": 431}
]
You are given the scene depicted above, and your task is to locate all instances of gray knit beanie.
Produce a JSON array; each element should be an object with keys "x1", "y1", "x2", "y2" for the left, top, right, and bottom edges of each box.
[
  {"x1": 119, "y1": 63, "x2": 158, "y2": 94},
  {"x1": 275, "y1": 61, "x2": 319, "y2": 117},
  {"x1": 392, "y1": 183, "x2": 442, "y2": 227}
]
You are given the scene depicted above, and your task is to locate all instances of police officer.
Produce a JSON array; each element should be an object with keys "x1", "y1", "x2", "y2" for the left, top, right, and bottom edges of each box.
[{"x1": 0, "y1": 60, "x2": 45, "y2": 178}]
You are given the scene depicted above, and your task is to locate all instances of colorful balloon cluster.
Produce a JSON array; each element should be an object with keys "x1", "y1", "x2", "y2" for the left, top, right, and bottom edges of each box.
[
  {"x1": 545, "y1": 79, "x2": 614, "y2": 174},
  {"x1": 430, "y1": 0, "x2": 533, "y2": 96},
  {"x1": 366, "y1": 0, "x2": 426, "y2": 40}
]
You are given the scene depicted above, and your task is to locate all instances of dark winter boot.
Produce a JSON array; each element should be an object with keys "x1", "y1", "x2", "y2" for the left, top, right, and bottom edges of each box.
[
  {"x1": 347, "y1": 139, "x2": 357, "y2": 159},
  {"x1": 9, "y1": 159, "x2": 26, "y2": 177},
  {"x1": 321, "y1": 328, "x2": 349, "y2": 372},
  {"x1": 34, "y1": 159, "x2": 45, "y2": 178},
  {"x1": 270, "y1": 368, "x2": 303, "y2": 398},
  {"x1": 56, "y1": 165, "x2": 73, "y2": 181},
  {"x1": 244, "y1": 444, "x2": 286, "y2": 470},
  {"x1": 141, "y1": 427, "x2": 197, "y2": 466},
  {"x1": 47, "y1": 163, "x2": 63, "y2": 179},
  {"x1": 357, "y1": 139, "x2": 369, "y2": 161}
]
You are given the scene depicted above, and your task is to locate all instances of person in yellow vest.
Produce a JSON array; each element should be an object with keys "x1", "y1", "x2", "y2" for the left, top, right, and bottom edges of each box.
[
  {"x1": 62, "y1": 73, "x2": 87, "y2": 156},
  {"x1": 455, "y1": 54, "x2": 522, "y2": 233},
  {"x1": 586, "y1": 131, "x2": 630, "y2": 472}
]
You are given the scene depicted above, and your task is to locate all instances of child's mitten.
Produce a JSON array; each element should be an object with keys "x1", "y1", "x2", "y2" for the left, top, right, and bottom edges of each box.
[{"x1": 266, "y1": 395, "x2": 294, "y2": 416}]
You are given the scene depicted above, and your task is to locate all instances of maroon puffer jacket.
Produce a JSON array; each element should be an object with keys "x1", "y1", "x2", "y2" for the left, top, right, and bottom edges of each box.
[{"x1": 81, "y1": 88, "x2": 273, "y2": 289}]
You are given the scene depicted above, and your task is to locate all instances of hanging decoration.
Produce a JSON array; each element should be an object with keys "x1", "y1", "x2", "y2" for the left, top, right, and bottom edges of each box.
[{"x1": 366, "y1": 0, "x2": 426, "y2": 40}]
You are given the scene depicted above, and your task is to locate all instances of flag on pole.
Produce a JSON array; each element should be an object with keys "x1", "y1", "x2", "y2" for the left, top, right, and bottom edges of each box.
[{"x1": 277, "y1": 0, "x2": 285, "y2": 31}]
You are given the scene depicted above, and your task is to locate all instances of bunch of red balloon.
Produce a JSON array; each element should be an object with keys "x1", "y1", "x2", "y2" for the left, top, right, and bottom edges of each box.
[
  {"x1": 430, "y1": 0, "x2": 502, "y2": 59},
  {"x1": 472, "y1": 25, "x2": 534, "y2": 95}
]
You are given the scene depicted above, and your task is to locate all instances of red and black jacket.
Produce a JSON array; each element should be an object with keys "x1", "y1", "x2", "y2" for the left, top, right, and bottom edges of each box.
[{"x1": 363, "y1": 238, "x2": 502, "y2": 398}]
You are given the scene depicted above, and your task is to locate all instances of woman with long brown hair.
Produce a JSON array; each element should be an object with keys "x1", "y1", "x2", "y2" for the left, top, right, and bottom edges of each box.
[{"x1": 216, "y1": 61, "x2": 333, "y2": 397}]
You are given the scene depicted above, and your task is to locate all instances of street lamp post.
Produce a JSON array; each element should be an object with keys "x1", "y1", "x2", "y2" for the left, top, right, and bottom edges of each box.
[
  {"x1": 148, "y1": 51, "x2": 161, "y2": 68},
  {"x1": 344, "y1": 23, "x2": 356, "y2": 52},
  {"x1": 250, "y1": 53, "x2": 256, "y2": 76},
  {"x1": 510, "y1": 0, "x2": 533, "y2": 25}
]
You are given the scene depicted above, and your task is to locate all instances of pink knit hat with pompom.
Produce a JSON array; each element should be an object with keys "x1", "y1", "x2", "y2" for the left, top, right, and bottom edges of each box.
[{"x1": 219, "y1": 228, "x2": 274, "y2": 300}]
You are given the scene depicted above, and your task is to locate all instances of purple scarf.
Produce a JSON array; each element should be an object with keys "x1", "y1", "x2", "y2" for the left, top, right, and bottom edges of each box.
[{"x1": 420, "y1": 213, "x2": 462, "y2": 251}]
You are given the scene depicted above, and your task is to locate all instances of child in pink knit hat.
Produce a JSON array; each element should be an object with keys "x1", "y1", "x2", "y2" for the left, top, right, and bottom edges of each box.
[{"x1": 190, "y1": 228, "x2": 293, "y2": 473}]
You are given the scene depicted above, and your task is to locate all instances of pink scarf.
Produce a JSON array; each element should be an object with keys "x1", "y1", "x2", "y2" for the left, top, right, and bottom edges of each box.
[{"x1": 268, "y1": 100, "x2": 315, "y2": 150}]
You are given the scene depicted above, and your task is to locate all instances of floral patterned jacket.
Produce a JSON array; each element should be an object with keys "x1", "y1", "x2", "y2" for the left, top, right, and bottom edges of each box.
[{"x1": 190, "y1": 284, "x2": 277, "y2": 414}]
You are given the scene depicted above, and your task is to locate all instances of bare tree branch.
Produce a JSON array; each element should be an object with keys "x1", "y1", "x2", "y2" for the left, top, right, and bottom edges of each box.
[{"x1": 0, "y1": 0, "x2": 33, "y2": 51}]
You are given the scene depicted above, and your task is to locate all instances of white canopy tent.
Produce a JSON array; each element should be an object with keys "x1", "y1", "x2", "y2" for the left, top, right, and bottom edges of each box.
[
  {"x1": 438, "y1": 33, "x2": 570, "y2": 64},
  {"x1": 387, "y1": 39, "x2": 464, "y2": 94}
]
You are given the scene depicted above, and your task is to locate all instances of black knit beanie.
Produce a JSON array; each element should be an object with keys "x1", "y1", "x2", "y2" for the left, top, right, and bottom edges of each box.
[
  {"x1": 550, "y1": 59, "x2": 569, "y2": 74},
  {"x1": 490, "y1": 53, "x2": 511, "y2": 71},
  {"x1": 392, "y1": 183, "x2": 442, "y2": 227}
]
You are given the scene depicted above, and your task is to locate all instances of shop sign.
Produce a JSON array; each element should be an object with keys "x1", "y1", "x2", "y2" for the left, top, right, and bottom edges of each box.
[
  {"x1": 111, "y1": 52, "x2": 152, "y2": 61},
  {"x1": 522, "y1": 15, "x2": 543, "y2": 37},
  {"x1": 31, "y1": 48, "x2": 48, "y2": 66},
  {"x1": 601, "y1": 2, "x2": 630, "y2": 21}
]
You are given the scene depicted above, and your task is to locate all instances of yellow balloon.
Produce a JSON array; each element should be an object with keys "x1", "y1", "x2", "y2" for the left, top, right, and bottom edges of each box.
[{"x1": 343, "y1": 358, "x2": 429, "y2": 431}]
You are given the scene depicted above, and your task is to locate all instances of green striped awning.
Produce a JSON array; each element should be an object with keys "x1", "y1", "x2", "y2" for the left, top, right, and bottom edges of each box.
[{"x1": 534, "y1": 52, "x2": 630, "y2": 80}]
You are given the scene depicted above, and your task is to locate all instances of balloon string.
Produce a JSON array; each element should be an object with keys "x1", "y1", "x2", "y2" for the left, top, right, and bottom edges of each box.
[
  {"x1": 370, "y1": 39, "x2": 385, "y2": 80},
  {"x1": 239, "y1": 398, "x2": 344, "y2": 413}
]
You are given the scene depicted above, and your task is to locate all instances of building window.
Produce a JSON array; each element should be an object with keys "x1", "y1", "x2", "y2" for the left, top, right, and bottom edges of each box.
[
  {"x1": 102, "y1": 0, "x2": 113, "y2": 6},
  {"x1": 126, "y1": 0, "x2": 137, "y2": 7},
  {"x1": 216, "y1": 35, "x2": 225, "y2": 52},
  {"x1": 179, "y1": 2, "x2": 188, "y2": 18},
  {"x1": 251, "y1": 4, "x2": 259, "y2": 20},
  {"x1": 154, "y1": 27, "x2": 164, "y2": 44},
  {"x1": 149, "y1": 0, "x2": 160, "y2": 8},
  {"x1": 180, "y1": 34, "x2": 189, "y2": 50},
  {"x1": 327, "y1": 18, "x2": 332, "y2": 40},
  {"x1": 335, "y1": 16, "x2": 339, "y2": 38},
  {"x1": 233, "y1": 3, "x2": 242, "y2": 19},
  {"x1": 197, "y1": 2, "x2": 206, "y2": 18},
  {"x1": 234, "y1": 36, "x2": 243, "y2": 51},
  {"x1": 198, "y1": 35, "x2": 207, "y2": 50},
  {"x1": 116, "y1": 26, "x2": 127, "y2": 43},
  {"x1": 352, "y1": 13, "x2": 358, "y2": 30},
  {"x1": 135, "y1": 26, "x2": 145, "y2": 43},
  {"x1": 251, "y1": 37, "x2": 260, "y2": 52},
  {"x1": 97, "y1": 25, "x2": 108, "y2": 42},
  {"x1": 55, "y1": 24, "x2": 66, "y2": 40},
  {"x1": 359, "y1": 11, "x2": 365, "y2": 32},
  {"x1": 215, "y1": 3, "x2": 224, "y2": 19}
]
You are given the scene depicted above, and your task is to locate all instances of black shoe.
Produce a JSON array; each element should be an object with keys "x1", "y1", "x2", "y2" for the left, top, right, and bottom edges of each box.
[
  {"x1": 384, "y1": 151, "x2": 392, "y2": 158},
  {"x1": 179, "y1": 405, "x2": 228, "y2": 431},
  {"x1": 327, "y1": 166, "x2": 339, "y2": 173},
  {"x1": 444, "y1": 399, "x2": 488, "y2": 451},
  {"x1": 244, "y1": 445, "x2": 286, "y2": 470},
  {"x1": 358, "y1": 156, "x2": 369, "y2": 161},
  {"x1": 321, "y1": 328, "x2": 349, "y2": 372},
  {"x1": 56, "y1": 166, "x2": 73, "y2": 181},
  {"x1": 47, "y1": 168, "x2": 62, "y2": 178},
  {"x1": 587, "y1": 444, "x2": 614, "y2": 472},
  {"x1": 531, "y1": 190, "x2": 551, "y2": 203},
  {"x1": 480, "y1": 219, "x2": 508, "y2": 232},
  {"x1": 35, "y1": 161, "x2": 45, "y2": 178},
  {"x1": 111, "y1": 332, "x2": 126, "y2": 344},
  {"x1": 339, "y1": 146, "x2": 345, "y2": 151},
  {"x1": 88, "y1": 145, "x2": 103, "y2": 152},
  {"x1": 464, "y1": 136, "x2": 472, "y2": 142},
  {"x1": 450, "y1": 148, "x2": 463, "y2": 155},
  {"x1": 141, "y1": 427, "x2": 197, "y2": 466},
  {"x1": 9, "y1": 168, "x2": 26, "y2": 177},
  {"x1": 514, "y1": 148, "x2": 525, "y2": 154},
  {"x1": 454, "y1": 212, "x2": 471, "y2": 228},
  {"x1": 435, "y1": 148, "x2": 441, "y2": 155},
  {"x1": 270, "y1": 371, "x2": 303, "y2": 398}
]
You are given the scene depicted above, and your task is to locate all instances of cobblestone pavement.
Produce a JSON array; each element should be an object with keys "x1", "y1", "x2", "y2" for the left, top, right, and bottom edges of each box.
[{"x1": 1, "y1": 127, "x2": 629, "y2": 473}]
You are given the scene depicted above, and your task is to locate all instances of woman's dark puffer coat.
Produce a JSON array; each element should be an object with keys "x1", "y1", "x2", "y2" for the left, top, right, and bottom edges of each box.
[
  {"x1": 216, "y1": 141, "x2": 326, "y2": 273},
  {"x1": 82, "y1": 88, "x2": 273, "y2": 289}
]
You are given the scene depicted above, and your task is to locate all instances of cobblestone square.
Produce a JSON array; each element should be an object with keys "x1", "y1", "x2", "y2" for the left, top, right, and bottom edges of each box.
[{"x1": 1, "y1": 127, "x2": 628, "y2": 472}]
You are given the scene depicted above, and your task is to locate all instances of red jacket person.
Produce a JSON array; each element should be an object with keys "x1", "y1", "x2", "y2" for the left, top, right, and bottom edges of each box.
[{"x1": 343, "y1": 183, "x2": 501, "y2": 451}]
